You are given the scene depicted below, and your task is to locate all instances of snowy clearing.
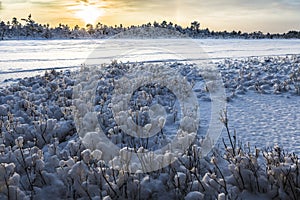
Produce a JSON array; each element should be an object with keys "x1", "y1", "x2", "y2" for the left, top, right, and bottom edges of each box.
[
  {"x1": 0, "y1": 39, "x2": 299, "y2": 152},
  {"x1": 0, "y1": 40, "x2": 299, "y2": 199},
  {"x1": 1, "y1": 39, "x2": 300, "y2": 81}
]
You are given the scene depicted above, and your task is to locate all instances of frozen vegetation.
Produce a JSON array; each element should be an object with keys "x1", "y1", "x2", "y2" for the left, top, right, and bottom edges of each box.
[
  {"x1": 1, "y1": 15, "x2": 300, "y2": 40},
  {"x1": 0, "y1": 55, "x2": 299, "y2": 199}
]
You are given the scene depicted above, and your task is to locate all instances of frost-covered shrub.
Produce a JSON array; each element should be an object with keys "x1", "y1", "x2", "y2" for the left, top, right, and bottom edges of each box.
[
  {"x1": 218, "y1": 110, "x2": 300, "y2": 199},
  {"x1": 0, "y1": 60, "x2": 300, "y2": 199}
]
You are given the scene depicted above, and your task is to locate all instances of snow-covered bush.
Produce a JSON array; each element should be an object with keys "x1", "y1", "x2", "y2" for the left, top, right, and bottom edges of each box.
[{"x1": 0, "y1": 59, "x2": 299, "y2": 199}]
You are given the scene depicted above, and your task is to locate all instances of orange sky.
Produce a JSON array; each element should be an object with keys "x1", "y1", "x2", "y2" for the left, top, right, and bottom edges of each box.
[{"x1": 0, "y1": 0, "x2": 299, "y2": 33}]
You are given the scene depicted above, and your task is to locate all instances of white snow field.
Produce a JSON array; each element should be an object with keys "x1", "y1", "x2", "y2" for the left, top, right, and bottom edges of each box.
[
  {"x1": 1, "y1": 39, "x2": 300, "y2": 80},
  {"x1": 0, "y1": 39, "x2": 299, "y2": 152},
  {"x1": 0, "y1": 39, "x2": 300, "y2": 199}
]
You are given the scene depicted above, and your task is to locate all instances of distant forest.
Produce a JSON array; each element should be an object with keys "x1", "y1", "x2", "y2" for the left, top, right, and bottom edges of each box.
[{"x1": 1, "y1": 15, "x2": 300, "y2": 40}]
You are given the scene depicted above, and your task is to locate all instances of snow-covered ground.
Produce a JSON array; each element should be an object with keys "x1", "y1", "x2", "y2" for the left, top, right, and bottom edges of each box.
[
  {"x1": 1, "y1": 39, "x2": 299, "y2": 153},
  {"x1": 1, "y1": 39, "x2": 300, "y2": 81},
  {"x1": 0, "y1": 39, "x2": 300, "y2": 199}
]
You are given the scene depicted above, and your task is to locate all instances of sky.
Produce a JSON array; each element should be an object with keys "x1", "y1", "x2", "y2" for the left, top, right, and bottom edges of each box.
[{"x1": 0, "y1": 0, "x2": 299, "y2": 33}]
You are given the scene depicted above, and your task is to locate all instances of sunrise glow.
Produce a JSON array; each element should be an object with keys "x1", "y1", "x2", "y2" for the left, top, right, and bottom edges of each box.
[
  {"x1": 70, "y1": 2, "x2": 104, "y2": 25},
  {"x1": 0, "y1": 0, "x2": 299, "y2": 33}
]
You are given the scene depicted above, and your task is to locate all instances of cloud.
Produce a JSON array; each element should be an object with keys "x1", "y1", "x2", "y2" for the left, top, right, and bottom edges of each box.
[
  {"x1": 93, "y1": 0, "x2": 300, "y2": 18},
  {"x1": 280, "y1": 0, "x2": 300, "y2": 6},
  {"x1": 2, "y1": 0, "x2": 26, "y2": 3},
  {"x1": 29, "y1": 0, "x2": 60, "y2": 5}
]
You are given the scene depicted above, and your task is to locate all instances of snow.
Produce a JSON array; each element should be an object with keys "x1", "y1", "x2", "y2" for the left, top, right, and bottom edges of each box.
[
  {"x1": 1, "y1": 40, "x2": 299, "y2": 152},
  {"x1": 185, "y1": 191, "x2": 205, "y2": 200},
  {"x1": 0, "y1": 39, "x2": 300, "y2": 199},
  {"x1": 1, "y1": 39, "x2": 300, "y2": 81}
]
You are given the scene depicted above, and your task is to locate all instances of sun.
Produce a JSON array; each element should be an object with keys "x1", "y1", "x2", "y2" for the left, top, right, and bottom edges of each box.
[{"x1": 73, "y1": 2, "x2": 104, "y2": 25}]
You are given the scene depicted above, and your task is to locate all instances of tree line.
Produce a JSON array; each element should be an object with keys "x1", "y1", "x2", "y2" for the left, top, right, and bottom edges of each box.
[{"x1": 0, "y1": 15, "x2": 300, "y2": 40}]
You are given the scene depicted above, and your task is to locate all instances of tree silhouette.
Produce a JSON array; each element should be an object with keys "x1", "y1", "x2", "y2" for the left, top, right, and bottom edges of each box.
[
  {"x1": 0, "y1": 21, "x2": 6, "y2": 40},
  {"x1": 86, "y1": 24, "x2": 94, "y2": 35},
  {"x1": 0, "y1": 15, "x2": 299, "y2": 39},
  {"x1": 191, "y1": 21, "x2": 200, "y2": 32},
  {"x1": 161, "y1": 20, "x2": 167, "y2": 28}
]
